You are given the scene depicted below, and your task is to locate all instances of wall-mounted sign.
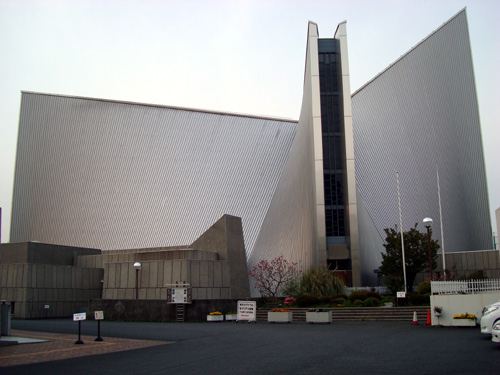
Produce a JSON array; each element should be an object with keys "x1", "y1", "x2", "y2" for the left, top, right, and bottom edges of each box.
[
  {"x1": 167, "y1": 288, "x2": 192, "y2": 304},
  {"x1": 237, "y1": 301, "x2": 256, "y2": 321},
  {"x1": 73, "y1": 312, "x2": 87, "y2": 321}
]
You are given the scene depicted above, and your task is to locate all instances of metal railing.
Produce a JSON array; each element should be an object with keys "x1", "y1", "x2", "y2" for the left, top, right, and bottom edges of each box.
[{"x1": 431, "y1": 279, "x2": 500, "y2": 295}]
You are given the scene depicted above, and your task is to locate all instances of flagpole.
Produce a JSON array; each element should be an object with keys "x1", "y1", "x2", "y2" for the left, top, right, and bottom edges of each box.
[
  {"x1": 437, "y1": 165, "x2": 446, "y2": 279},
  {"x1": 396, "y1": 172, "x2": 408, "y2": 294}
]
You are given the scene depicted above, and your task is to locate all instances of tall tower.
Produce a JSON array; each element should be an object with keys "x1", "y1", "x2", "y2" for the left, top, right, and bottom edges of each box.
[{"x1": 317, "y1": 22, "x2": 360, "y2": 285}]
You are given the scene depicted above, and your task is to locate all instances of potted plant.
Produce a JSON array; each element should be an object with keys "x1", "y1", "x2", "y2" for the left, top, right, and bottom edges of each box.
[
  {"x1": 207, "y1": 311, "x2": 224, "y2": 322},
  {"x1": 306, "y1": 308, "x2": 332, "y2": 324},
  {"x1": 268, "y1": 308, "x2": 293, "y2": 323},
  {"x1": 452, "y1": 313, "x2": 477, "y2": 327},
  {"x1": 225, "y1": 311, "x2": 237, "y2": 321}
]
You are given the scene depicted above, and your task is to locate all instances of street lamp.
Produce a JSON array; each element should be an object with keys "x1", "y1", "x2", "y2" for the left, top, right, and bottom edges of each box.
[
  {"x1": 134, "y1": 262, "x2": 141, "y2": 300},
  {"x1": 423, "y1": 217, "x2": 433, "y2": 281}
]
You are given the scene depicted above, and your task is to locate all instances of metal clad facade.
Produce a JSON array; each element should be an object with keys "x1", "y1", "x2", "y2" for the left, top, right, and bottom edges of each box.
[
  {"x1": 249, "y1": 22, "x2": 322, "y2": 275},
  {"x1": 11, "y1": 93, "x2": 297, "y2": 253},
  {"x1": 352, "y1": 8, "x2": 492, "y2": 275}
]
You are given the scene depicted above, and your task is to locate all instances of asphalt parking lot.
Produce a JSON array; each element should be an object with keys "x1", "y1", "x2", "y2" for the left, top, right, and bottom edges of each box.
[{"x1": 2, "y1": 318, "x2": 499, "y2": 374}]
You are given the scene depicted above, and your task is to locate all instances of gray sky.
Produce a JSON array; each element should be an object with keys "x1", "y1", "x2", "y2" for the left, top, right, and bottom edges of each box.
[{"x1": 1, "y1": 0, "x2": 499, "y2": 243}]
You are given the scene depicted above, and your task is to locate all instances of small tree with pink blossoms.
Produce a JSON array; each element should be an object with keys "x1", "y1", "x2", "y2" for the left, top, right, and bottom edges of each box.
[{"x1": 248, "y1": 256, "x2": 301, "y2": 300}]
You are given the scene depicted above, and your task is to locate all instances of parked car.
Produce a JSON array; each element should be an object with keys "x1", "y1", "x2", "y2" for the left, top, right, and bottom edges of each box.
[
  {"x1": 491, "y1": 321, "x2": 500, "y2": 344},
  {"x1": 480, "y1": 302, "x2": 500, "y2": 335}
]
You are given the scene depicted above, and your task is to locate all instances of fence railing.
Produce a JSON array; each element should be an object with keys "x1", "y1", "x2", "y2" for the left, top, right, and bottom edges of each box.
[{"x1": 431, "y1": 279, "x2": 500, "y2": 295}]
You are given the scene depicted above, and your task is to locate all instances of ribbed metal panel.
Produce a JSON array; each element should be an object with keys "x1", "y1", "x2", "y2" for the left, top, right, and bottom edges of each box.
[
  {"x1": 249, "y1": 22, "x2": 321, "y2": 276},
  {"x1": 352, "y1": 8, "x2": 492, "y2": 266},
  {"x1": 11, "y1": 93, "x2": 297, "y2": 254}
]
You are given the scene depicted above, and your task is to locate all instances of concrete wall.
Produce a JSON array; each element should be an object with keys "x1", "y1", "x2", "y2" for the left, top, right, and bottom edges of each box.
[
  {"x1": 89, "y1": 299, "x2": 243, "y2": 322},
  {"x1": 0, "y1": 264, "x2": 103, "y2": 319},
  {"x1": 190, "y1": 215, "x2": 250, "y2": 298},
  {"x1": 76, "y1": 249, "x2": 217, "y2": 269},
  {"x1": 102, "y1": 260, "x2": 231, "y2": 300},
  {"x1": 1, "y1": 242, "x2": 101, "y2": 266},
  {"x1": 430, "y1": 292, "x2": 500, "y2": 326}
]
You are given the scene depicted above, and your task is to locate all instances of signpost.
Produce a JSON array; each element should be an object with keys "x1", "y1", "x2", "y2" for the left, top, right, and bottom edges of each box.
[
  {"x1": 73, "y1": 312, "x2": 86, "y2": 344},
  {"x1": 237, "y1": 301, "x2": 256, "y2": 323},
  {"x1": 94, "y1": 311, "x2": 104, "y2": 341}
]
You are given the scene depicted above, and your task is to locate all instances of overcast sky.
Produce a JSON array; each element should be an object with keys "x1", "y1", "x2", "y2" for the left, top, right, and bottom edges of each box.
[{"x1": 1, "y1": 0, "x2": 499, "y2": 243}]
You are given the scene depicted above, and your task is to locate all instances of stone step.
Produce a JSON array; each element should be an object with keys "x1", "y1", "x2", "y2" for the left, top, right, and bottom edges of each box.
[{"x1": 256, "y1": 307, "x2": 429, "y2": 322}]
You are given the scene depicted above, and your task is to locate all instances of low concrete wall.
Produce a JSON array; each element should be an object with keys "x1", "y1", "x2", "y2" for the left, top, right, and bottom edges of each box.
[
  {"x1": 430, "y1": 292, "x2": 500, "y2": 326},
  {"x1": 0, "y1": 264, "x2": 103, "y2": 319},
  {"x1": 89, "y1": 299, "x2": 251, "y2": 322}
]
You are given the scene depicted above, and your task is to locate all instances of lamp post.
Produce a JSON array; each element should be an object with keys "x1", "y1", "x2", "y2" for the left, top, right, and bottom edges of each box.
[
  {"x1": 423, "y1": 217, "x2": 433, "y2": 281},
  {"x1": 134, "y1": 262, "x2": 141, "y2": 300}
]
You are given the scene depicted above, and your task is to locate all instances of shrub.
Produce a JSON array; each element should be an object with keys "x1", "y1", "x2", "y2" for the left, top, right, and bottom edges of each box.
[
  {"x1": 348, "y1": 290, "x2": 382, "y2": 303},
  {"x1": 331, "y1": 297, "x2": 347, "y2": 305},
  {"x1": 380, "y1": 296, "x2": 395, "y2": 305},
  {"x1": 363, "y1": 297, "x2": 376, "y2": 307},
  {"x1": 408, "y1": 292, "x2": 430, "y2": 306},
  {"x1": 283, "y1": 279, "x2": 301, "y2": 298},
  {"x1": 296, "y1": 293, "x2": 320, "y2": 307},
  {"x1": 300, "y1": 267, "x2": 346, "y2": 297},
  {"x1": 353, "y1": 299, "x2": 364, "y2": 307},
  {"x1": 417, "y1": 281, "x2": 431, "y2": 295},
  {"x1": 333, "y1": 294, "x2": 348, "y2": 300},
  {"x1": 318, "y1": 296, "x2": 333, "y2": 306}
]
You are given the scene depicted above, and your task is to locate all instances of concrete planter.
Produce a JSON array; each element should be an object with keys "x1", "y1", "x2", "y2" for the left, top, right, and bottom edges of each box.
[
  {"x1": 268, "y1": 311, "x2": 292, "y2": 323},
  {"x1": 225, "y1": 314, "x2": 237, "y2": 321},
  {"x1": 306, "y1": 311, "x2": 332, "y2": 324},
  {"x1": 452, "y1": 319, "x2": 476, "y2": 327},
  {"x1": 207, "y1": 315, "x2": 223, "y2": 322}
]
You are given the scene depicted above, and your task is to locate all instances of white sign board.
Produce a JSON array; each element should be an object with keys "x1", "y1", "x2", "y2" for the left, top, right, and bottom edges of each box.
[
  {"x1": 44, "y1": 305, "x2": 50, "y2": 309},
  {"x1": 73, "y1": 312, "x2": 87, "y2": 321},
  {"x1": 172, "y1": 288, "x2": 188, "y2": 303},
  {"x1": 397, "y1": 292, "x2": 406, "y2": 298},
  {"x1": 167, "y1": 288, "x2": 192, "y2": 304},
  {"x1": 94, "y1": 311, "x2": 104, "y2": 320},
  {"x1": 237, "y1": 301, "x2": 256, "y2": 321}
]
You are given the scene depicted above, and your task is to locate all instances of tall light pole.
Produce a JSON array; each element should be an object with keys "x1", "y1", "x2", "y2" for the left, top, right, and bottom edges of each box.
[
  {"x1": 134, "y1": 262, "x2": 141, "y2": 300},
  {"x1": 423, "y1": 218, "x2": 433, "y2": 281}
]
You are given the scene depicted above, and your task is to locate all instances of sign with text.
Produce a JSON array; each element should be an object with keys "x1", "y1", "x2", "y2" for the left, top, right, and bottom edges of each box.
[
  {"x1": 397, "y1": 292, "x2": 406, "y2": 298},
  {"x1": 167, "y1": 288, "x2": 192, "y2": 304},
  {"x1": 237, "y1": 301, "x2": 256, "y2": 321},
  {"x1": 73, "y1": 312, "x2": 87, "y2": 321},
  {"x1": 94, "y1": 311, "x2": 104, "y2": 320}
]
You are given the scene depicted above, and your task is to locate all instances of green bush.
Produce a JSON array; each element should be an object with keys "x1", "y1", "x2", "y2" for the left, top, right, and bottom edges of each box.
[
  {"x1": 380, "y1": 296, "x2": 395, "y2": 305},
  {"x1": 363, "y1": 297, "x2": 376, "y2": 307},
  {"x1": 348, "y1": 290, "x2": 382, "y2": 303},
  {"x1": 283, "y1": 279, "x2": 301, "y2": 298},
  {"x1": 318, "y1": 296, "x2": 332, "y2": 305},
  {"x1": 417, "y1": 281, "x2": 431, "y2": 295},
  {"x1": 333, "y1": 294, "x2": 348, "y2": 300},
  {"x1": 296, "y1": 293, "x2": 320, "y2": 307},
  {"x1": 331, "y1": 297, "x2": 347, "y2": 305},
  {"x1": 353, "y1": 299, "x2": 364, "y2": 307},
  {"x1": 408, "y1": 292, "x2": 430, "y2": 306}
]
